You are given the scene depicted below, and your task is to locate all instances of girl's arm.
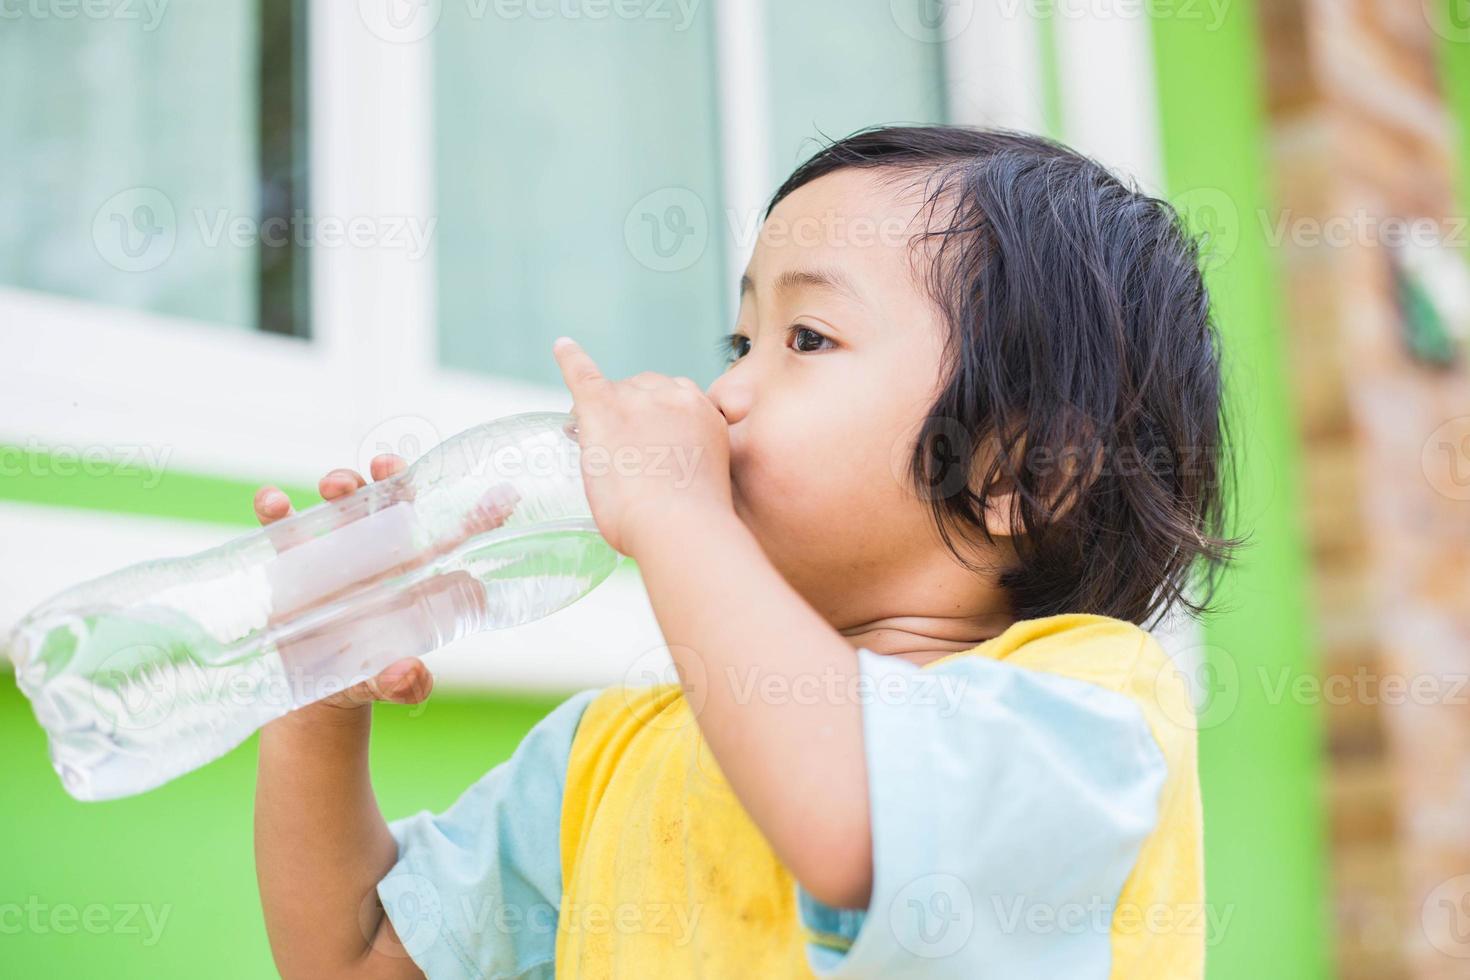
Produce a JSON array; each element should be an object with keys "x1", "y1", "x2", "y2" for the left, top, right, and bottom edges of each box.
[
  {"x1": 255, "y1": 702, "x2": 423, "y2": 980},
  {"x1": 251, "y1": 464, "x2": 431, "y2": 980},
  {"x1": 626, "y1": 503, "x2": 874, "y2": 911}
]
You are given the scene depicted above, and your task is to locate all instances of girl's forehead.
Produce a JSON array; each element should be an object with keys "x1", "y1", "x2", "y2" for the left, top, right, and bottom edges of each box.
[
  {"x1": 765, "y1": 167, "x2": 932, "y2": 228},
  {"x1": 748, "y1": 171, "x2": 936, "y2": 303}
]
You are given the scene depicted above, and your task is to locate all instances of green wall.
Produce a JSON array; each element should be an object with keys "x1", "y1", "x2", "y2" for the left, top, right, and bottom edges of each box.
[
  {"x1": 0, "y1": 674, "x2": 559, "y2": 978},
  {"x1": 1034, "y1": 9, "x2": 1065, "y2": 142},
  {"x1": 0, "y1": 444, "x2": 315, "y2": 528},
  {"x1": 1439, "y1": 2, "x2": 1470, "y2": 229},
  {"x1": 1150, "y1": 3, "x2": 1333, "y2": 977}
]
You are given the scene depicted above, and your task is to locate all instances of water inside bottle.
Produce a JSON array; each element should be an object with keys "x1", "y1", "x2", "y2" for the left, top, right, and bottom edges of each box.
[{"x1": 9, "y1": 523, "x2": 615, "y2": 802}]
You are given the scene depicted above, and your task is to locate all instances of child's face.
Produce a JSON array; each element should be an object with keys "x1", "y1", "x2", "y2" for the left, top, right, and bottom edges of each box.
[{"x1": 708, "y1": 168, "x2": 999, "y2": 625}]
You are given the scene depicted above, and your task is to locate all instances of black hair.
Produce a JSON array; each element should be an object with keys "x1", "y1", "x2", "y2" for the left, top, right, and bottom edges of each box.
[{"x1": 766, "y1": 125, "x2": 1245, "y2": 629}]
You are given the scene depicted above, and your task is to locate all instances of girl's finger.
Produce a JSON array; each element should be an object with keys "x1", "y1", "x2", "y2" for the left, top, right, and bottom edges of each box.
[
  {"x1": 370, "y1": 453, "x2": 408, "y2": 482},
  {"x1": 382, "y1": 658, "x2": 434, "y2": 704},
  {"x1": 254, "y1": 485, "x2": 293, "y2": 526},
  {"x1": 325, "y1": 657, "x2": 432, "y2": 708},
  {"x1": 255, "y1": 484, "x2": 314, "y2": 553},
  {"x1": 552, "y1": 337, "x2": 609, "y2": 402},
  {"x1": 315, "y1": 468, "x2": 376, "y2": 544},
  {"x1": 319, "y1": 467, "x2": 367, "y2": 500}
]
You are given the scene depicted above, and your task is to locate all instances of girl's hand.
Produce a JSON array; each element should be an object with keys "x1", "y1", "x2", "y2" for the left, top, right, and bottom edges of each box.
[
  {"x1": 253, "y1": 454, "x2": 434, "y2": 715},
  {"x1": 552, "y1": 336, "x2": 732, "y2": 558}
]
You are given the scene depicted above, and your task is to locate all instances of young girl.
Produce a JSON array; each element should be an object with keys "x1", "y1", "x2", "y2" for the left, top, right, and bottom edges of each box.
[{"x1": 253, "y1": 126, "x2": 1236, "y2": 979}]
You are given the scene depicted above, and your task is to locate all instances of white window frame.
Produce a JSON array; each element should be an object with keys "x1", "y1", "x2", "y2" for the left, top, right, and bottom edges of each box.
[
  {"x1": 0, "y1": 3, "x2": 646, "y2": 692},
  {"x1": 2, "y1": 2, "x2": 571, "y2": 489}
]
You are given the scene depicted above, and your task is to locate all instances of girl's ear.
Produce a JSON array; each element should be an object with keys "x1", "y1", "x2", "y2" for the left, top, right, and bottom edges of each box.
[
  {"x1": 973, "y1": 425, "x2": 1028, "y2": 539},
  {"x1": 980, "y1": 484, "x2": 1021, "y2": 539},
  {"x1": 977, "y1": 437, "x2": 1104, "y2": 539}
]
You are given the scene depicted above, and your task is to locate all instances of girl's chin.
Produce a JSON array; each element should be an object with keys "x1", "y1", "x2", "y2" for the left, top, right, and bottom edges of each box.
[
  {"x1": 730, "y1": 486, "x2": 767, "y2": 538},
  {"x1": 730, "y1": 488, "x2": 751, "y2": 526}
]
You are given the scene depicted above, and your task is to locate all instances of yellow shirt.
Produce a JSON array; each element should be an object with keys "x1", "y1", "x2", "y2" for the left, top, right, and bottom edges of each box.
[{"x1": 554, "y1": 613, "x2": 1204, "y2": 978}]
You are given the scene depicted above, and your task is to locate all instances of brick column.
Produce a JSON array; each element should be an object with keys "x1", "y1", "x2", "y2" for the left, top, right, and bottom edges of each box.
[{"x1": 1258, "y1": 2, "x2": 1470, "y2": 978}]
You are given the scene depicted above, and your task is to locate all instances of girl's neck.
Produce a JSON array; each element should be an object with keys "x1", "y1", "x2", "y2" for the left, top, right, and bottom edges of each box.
[{"x1": 838, "y1": 609, "x2": 1016, "y2": 667}]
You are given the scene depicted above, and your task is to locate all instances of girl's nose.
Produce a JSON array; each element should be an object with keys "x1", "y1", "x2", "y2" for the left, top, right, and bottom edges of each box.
[{"x1": 706, "y1": 368, "x2": 750, "y2": 427}]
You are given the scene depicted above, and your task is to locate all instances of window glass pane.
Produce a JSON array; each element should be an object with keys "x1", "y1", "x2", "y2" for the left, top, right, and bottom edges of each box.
[
  {"x1": 0, "y1": 1, "x2": 309, "y2": 335},
  {"x1": 434, "y1": 7, "x2": 727, "y2": 388},
  {"x1": 764, "y1": 2, "x2": 948, "y2": 177}
]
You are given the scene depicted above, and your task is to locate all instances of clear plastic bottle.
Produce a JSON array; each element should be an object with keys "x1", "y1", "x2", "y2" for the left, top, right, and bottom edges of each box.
[{"x1": 5, "y1": 411, "x2": 619, "y2": 802}]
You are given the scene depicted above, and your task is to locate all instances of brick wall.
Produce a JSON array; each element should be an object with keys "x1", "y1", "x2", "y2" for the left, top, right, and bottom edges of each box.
[{"x1": 1258, "y1": 1, "x2": 1470, "y2": 977}]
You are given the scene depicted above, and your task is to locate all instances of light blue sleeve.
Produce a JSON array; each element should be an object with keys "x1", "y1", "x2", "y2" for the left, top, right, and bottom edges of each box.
[
  {"x1": 374, "y1": 687, "x2": 602, "y2": 980},
  {"x1": 796, "y1": 648, "x2": 1168, "y2": 979}
]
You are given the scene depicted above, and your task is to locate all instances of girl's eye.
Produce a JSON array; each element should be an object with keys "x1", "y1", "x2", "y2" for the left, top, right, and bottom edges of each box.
[
  {"x1": 716, "y1": 325, "x2": 833, "y2": 364},
  {"x1": 717, "y1": 332, "x2": 751, "y2": 364},
  {"x1": 790, "y1": 325, "x2": 832, "y2": 353}
]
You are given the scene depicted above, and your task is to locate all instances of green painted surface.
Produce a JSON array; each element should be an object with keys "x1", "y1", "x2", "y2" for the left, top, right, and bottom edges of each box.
[
  {"x1": 1036, "y1": 11, "x2": 1066, "y2": 141},
  {"x1": 1438, "y1": 2, "x2": 1470, "y2": 240},
  {"x1": 0, "y1": 444, "x2": 315, "y2": 528},
  {"x1": 0, "y1": 668, "x2": 561, "y2": 978},
  {"x1": 1150, "y1": 4, "x2": 1333, "y2": 977}
]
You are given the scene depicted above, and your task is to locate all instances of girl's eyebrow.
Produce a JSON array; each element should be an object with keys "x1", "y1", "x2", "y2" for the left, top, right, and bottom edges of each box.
[{"x1": 739, "y1": 267, "x2": 866, "y2": 306}]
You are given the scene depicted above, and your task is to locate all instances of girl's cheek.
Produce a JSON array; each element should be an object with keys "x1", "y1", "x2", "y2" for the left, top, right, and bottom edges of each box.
[
  {"x1": 741, "y1": 445, "x2": 827, "y2": 526},
  {"x1": 741, "y1": 414, "x2": 879, "y2": 519}
]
